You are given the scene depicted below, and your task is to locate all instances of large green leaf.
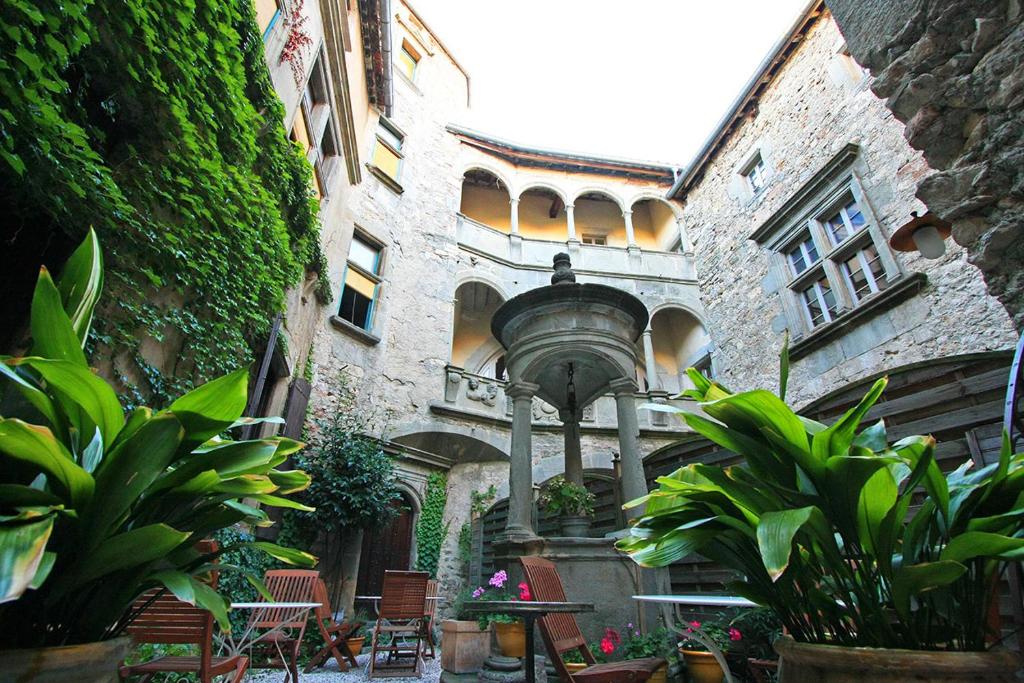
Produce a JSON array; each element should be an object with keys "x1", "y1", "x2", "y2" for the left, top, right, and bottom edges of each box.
[
  {"x1": 856, "y1": 465, "x2": 898, "y2": 556},
  {"x1": 19, "y1": 358, "x2": 123, "y2": 447},
  {"x1": 29, "y1": 267, "x2": 87, "y2": 367},
  {"x1": 757, "y1": 506, "x2": 828, "y2": 581},
  {"x1": 149, "y1": 569, "x2": 196, "y2": 605},
  {"x1": 59, "y1": 523, "x2": 190, "y2": 591},
  {"x1": 251, "y1": 541, "x2": 317, "y2": 567},
  {"x1": 0, "y1": 509, "x2": 56, "y2": 602},
  {"x1": 892, "y1": 560, "x2": 966, "y2": 619},
  {"x1": 55, "y1": 227, "x2": 103, "y2": 347},
  {"x1": 267, "y1": 469, "x2": 312, "y2": 494},
  {"x1": 153, "y1": 439, "x2": 279, "y2": 492},
  {"x1": 939, "y1": 532, "x2": 1024, "y2": 563},
  {"x1": 0, "y1": 418, "x2": 93, "y2": 507},
  {"x1": 0, "y1": 485, "x2": 63, "y2": 507},
  {"x1": 84, "y1": 413, "x2": 183, "y2": 540},
  {"x1": 191, "y1": 576, "x2": 231, "y2": 631},
  {"x1": 167, "y1": 367, "x2": 249, "y2": 445},
  {"x1": 0, "y1": 362, "x2": 60, "y2": 431},
  {"x1": 249, "y1": 494, "x2": 315, "y2": 512},
  {"x1": 778, "y1": 330, "x2": 789, "y2": 400},
  {"x1": 681, "y1": 412, "x2": 791, "y2": 484},
  {"x1": 811, "y1": 377, "x2": 887, "y2": 462}
]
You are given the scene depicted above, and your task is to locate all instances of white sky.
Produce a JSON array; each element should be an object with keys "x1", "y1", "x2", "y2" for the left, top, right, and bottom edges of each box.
[{"x1": 410, "y1": 0, "x2": 810, "y2": 167}]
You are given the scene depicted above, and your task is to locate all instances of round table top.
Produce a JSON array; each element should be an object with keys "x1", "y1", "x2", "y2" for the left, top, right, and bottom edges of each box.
[
  {"x1": 463, "y1": 600, "x2": 594, "y2": 615},
  {"x1": 632, "y1": 594, "x2": 757, "y2": 608}
]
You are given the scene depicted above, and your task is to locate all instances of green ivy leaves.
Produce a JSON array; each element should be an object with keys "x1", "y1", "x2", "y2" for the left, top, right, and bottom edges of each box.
[{"x1": 415, "y1": 473, "x2": 449, "y2": 579}]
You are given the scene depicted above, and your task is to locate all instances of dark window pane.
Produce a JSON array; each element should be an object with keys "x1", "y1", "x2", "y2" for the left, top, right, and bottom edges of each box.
[{"x1": 339, "y1": 286, "x2": 373, "y2": 329}]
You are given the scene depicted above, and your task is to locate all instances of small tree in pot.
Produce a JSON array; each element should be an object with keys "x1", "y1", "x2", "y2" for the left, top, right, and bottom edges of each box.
[
  {"x1": 539, "y1": 475, "x2": 595, "y2": 537},
  {"x1": 0, "y1": 232, "x2": 316, "y2": 681},
  {"x1": 618, "y1": 340, "x2": 1024, "y2": 682}
]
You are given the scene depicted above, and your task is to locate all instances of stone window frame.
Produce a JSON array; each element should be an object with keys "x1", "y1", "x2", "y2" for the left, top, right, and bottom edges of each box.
[
  {"x1": 751, "y1": 143, "x2": 925, "y2": 359},
  {"x1": 299, "y1": 48, "x2": 342, "y2": 199},
  {"x1": 331, "y1": 227, "x2": 386, "y2": 345},
  {"x1": 732, "y1": 142, "x2": 774, "y2": 204},
  {"x1": 827, "y1": 37, "x2": 869, "y2": 92}
]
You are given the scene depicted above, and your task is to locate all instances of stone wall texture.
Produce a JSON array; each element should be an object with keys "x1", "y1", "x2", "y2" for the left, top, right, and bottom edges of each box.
[
  {"x1": 677, "y1": 12, "x2": 1017, "y2": 406},
  {"x1": 827, "y1": 0, "x2": 1024, "y2": 328}
]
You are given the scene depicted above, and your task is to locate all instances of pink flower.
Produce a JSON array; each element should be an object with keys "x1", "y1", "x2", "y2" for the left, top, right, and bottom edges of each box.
[
  {"x1": 518, "y1": 582, "x2": 532, "y2": 601},
  {"x1": 472, "y1": 587, "x2": 485, "y2": 598},
  {"x1": 599, "y1": 637, "x2": 615, "y2": 655},
  {"x1": 489, "y1": 570, "x2": 508, "y2": 589},
  {"x1": 689, "y1": 620, "x2": 702, "y2": 629},
  {"x1": 729, "y1": 628, "x2": 742, "y2": 642}
]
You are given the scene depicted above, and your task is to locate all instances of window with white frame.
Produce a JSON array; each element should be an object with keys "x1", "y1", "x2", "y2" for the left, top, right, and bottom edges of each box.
[
  {"x1": 338, "y1": 233, "x2": 383, "y2": 331},
  {"x1": 777, "y1": 187, "x2": 898, "y2": 334},
  {"x1": 580, "y1": 233, "x2": 607, "y2": 246},
  {"x1": 742, "y1": 153, "x2": 768, "y2": 195}
]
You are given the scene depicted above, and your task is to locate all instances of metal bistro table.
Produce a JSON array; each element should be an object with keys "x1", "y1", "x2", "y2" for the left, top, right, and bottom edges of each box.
[
  {"x1": 220, "y1": 601, "x2": 321, "y2": 657},
  {"x1": 633, "y1": 594, "x2": 757, "y2": 683},
  {"x1": 465, "y1": 600, "x2": 594, "y2": 683}
]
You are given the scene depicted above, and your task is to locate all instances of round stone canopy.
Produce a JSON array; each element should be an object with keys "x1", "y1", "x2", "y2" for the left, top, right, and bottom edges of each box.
[{"x1": 491, "y1": 269, "x2": 649, "y2": 410}]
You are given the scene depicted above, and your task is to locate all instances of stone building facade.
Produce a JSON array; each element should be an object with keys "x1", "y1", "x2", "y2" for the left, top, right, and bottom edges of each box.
[
  {"x1": 826, "y1": 0, "x2": 1024, "y2": 329},
  {"x1": 669, "y1": 4, "x2": 1017, "y2": 406},
  {"x1": 253, "y1": 0, "x2": 1019, "y2": 614}
]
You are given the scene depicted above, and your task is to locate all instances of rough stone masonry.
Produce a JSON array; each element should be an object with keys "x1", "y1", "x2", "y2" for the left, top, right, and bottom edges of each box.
[{"x1": 827, "y1": 0, "x2": 1024, "y2": 329}]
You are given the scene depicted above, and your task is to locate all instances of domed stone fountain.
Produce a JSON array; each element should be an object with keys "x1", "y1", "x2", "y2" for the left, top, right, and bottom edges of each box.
[{"x1": 491, "y1": 252, "x2": 651, "y2": 541}]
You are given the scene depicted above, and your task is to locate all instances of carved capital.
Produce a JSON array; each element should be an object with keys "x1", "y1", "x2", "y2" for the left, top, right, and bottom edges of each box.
[
  {"x1": 608, "y1": 376, "x2": 639, "y2": 397},
  {"x1": 505, "y1": 380, "x2": 539, "y2": 401}
]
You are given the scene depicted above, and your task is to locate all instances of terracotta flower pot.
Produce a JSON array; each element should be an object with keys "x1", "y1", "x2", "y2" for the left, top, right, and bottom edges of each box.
[
  {"x1": 564, "y1": 661, "x2": 588, "y2": 674},
  {"x1": 494, "y1": 621, "x2": 526, "y2": 658},
  {"x1": 440, "y1": 619, "x2": 491, "y2": 673},
  {"x1": 774, "y1": 635, "x2": 1020, "y2": 683},
  {"x1": 679, "y1": 648, "x2": 724, "y2": 683},
  {"x1": 346, "y1": 635, "x2": 366, "y2": 656},
  {"x1": 647, "y1": 663, "x2": 668, "y2": 683},
  {"x1": 0, "y1": 637, "x2": 132, "y2": 683}
]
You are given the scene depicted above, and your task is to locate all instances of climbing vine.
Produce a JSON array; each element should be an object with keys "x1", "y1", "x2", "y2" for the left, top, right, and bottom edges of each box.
[
  {"x1": 0, "y1": 0, "x2": 330, "y2": 406},
  {"x1": 415, "y1": 472, "x2": 450, "y2": 579}
]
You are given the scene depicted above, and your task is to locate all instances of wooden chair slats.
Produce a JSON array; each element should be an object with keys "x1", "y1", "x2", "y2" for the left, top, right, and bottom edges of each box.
[
  {"x1": 519, "y1": 556, "x2": 665, "y2": 683},
  {"x1": 304, "y1": 577, "x2": 363, "y2": 673},
  {"x1": 369, "y1": 570, "x2": 430, "y2": 678},
  {"x1": 249, "y1": 569, "x2": 319, "y2": 683}
]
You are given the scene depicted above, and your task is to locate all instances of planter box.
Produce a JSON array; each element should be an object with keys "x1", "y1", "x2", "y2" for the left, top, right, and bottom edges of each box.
[
  {"x1": 775, "y1": 636, "x2": 1019, "y2": 683},
  {"x1": 440, "y1": 620, "x2": 491, "y2": 674},
  {"x1": 0, "y1": 637, "x2": 132, "y2": 683}
]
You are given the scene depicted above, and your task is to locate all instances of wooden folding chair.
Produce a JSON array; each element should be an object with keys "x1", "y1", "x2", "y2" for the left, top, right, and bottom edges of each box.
[
  {"x1": 304, "y1": 578, "x2": 364, "y2": 672},
  {"x1": 119, "y1": 542, "x2": 248, "y2": 683},
  {"x1": 368, "y1": 570, "x2": 430, "y2": 678},
  {"x1": 248, "y1": 569, "x2": 319, "y2": 683},
  {"x1": 421, "y1": 579, "x2": 439, "y2": 659},
  {"x1": 520, "y1": 556, "x2": 665, "y2": 682}
]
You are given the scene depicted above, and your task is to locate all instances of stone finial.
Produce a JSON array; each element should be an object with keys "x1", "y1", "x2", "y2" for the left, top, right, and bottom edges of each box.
[{"x1": 551, "y1": 252, "x2": 576, "y2": 285}]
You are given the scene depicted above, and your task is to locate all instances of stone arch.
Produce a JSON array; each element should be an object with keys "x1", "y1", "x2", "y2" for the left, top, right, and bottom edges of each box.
[
  {"x1": 452, "y1": 280, "x2": 507, "y2": 377},
  {"x1": 389, "y1": 423, "x2": 509, "y2": 463},
  {"x1": 626, "y1": 192, "x2": 683, "y2": 218},
  {"x1": 648, "y1": 305, "x2": 712, "y2": 394},
  {"x1": 570, "y1": 186, "x2": 626, "y2": 211},
  {"x1": 454, "y1": 272, "x2": 512, "y2": 302},
  {"x1": 459, "y1": 162, "x2": 514, "y2": 194},
  {"x1": 647, "y1": 301, "x2": 709, "y2": 327},
  {"x1": 460, "y1": 167, "x2": 512, "y2": 232},
  {"x1": 629, "y1": 195, "x2": 684, "y2": 251},
  {"x1": 518, "y1": 343, "x2": 635, "y2": 408},
  {"x1": 515, "y1": 181, "x2": 567, "y2": 204}
]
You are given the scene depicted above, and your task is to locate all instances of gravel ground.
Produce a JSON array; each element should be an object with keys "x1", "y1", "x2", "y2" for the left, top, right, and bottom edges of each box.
[{"x1": 246, "y1": 651, "x2": 444, "y2": 682}]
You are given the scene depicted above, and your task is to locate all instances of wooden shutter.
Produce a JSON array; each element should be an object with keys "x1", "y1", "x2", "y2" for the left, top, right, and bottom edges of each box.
[{"x1": 282, "y1": 378, "x2": 312, "y2": 440}]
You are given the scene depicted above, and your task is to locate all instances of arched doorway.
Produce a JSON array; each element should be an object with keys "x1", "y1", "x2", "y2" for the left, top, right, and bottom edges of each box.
[{"x1": 355, "y1": 491, "x2": 417, "y2": 597}]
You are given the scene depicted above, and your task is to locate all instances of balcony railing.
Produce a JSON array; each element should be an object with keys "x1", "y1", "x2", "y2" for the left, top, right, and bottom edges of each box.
[
  {"x1": 435, "y1": 365, "x2": 696, "y2": 433},
  {"x1": 456, "y1": 213, "x2": 696, "y2": 281}
]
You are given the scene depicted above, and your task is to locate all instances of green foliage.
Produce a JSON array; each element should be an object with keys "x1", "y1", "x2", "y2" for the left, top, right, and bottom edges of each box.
[
  {"x1": 0, "y1": 233, "x2": 316, "y2": 647},
  {"x1": 457, "y1": 522, "x2": 473, "y2": 570},
  {"x1": 619, "y1": 626, "x2": 676, "y2": 660},
  {"x1": 0, "y1": 0, "x2": 328, "y2": 408},
  {"x1": 123, "y1": 643, "x2": 199, "y2": 682},
  {"x1": 415, "y1": 472, "x2": 449, "y2": 578},
  {"x1": 538, "y1": 475, "x2": 595, "y2": 517},
  {"x1": 212, "y1": 526, "x2": 275, "y2": 634},
  {"x1": 471, "y1": 485, "x2": 497, "y2": 515},
  {"x1": 622, "y1": 352, "x2": 1024, "y2": 652}
]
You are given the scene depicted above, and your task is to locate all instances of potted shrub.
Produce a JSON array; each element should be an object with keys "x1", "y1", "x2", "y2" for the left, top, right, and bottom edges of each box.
[
  {"x1": 675, "y1": 617, "x2": 740, "y2": 683},
  {"x1": 618, "y1": 343, "x2": 1023, "y2": 682},
  {"x1": 0, "y1": 232, "x2": 316, "y2": 681},
  {"x1": 619, "y1": 623, "x2": 673, "y2": 683},
  {"x1": 539, "y1": 475, "x2": 596, "y2": 537},
  {"x1": 441, "y1": 589, "x2": 492, "y2": 674}
]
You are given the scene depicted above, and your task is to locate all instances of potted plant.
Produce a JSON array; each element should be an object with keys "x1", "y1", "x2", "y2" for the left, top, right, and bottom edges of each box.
[
  {"x1": 676, "y1": 617, "x2": 741, "y2": 683},
  {"x1": 618, "y1": 342, "x2": 1023, "y2": 681},
  {"x1": 619, "y1": 623, "x2": 673, "y2": 683},
  {"x1": 441, "y1": 589, "x2": 492, "y2": 674},
  {"x1": 562, "y1": 629, "x2": 617, "y2": 673},
  {"x1": 469, "y1": 570, "x2": 530, "y2": 657},
  {"x1": 539, "y1": 475, "x2": 596, "y2": 537},
  {"x1": 0, "y1": 231, "x2": 316, "y2": 681}
]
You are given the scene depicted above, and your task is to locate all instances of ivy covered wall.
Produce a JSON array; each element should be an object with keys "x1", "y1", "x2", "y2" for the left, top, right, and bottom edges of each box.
[{"x1": 0, "y1": 0, "x2": 329, "y2": 405}]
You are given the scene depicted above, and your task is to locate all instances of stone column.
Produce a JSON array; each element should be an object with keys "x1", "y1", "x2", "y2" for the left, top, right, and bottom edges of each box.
[
  {"x1": 676, "y1": 217, "x2": 693, "y2": 252},
  {"x1": 559, "y1": 408, "x2": 583, "y2": 486},
  {"x1": 622, "y1": 209, "x2": 637, "y2": 248},
  {"x1": 509, "y1": 197, "x2": 520, "y2": 236},
  {"x1": 609, "y1": 377, "x2": 647, "y2": 518},
  {"x1": 641, "y1": 327, "x2": 660, "y2": 392},
  {"x1": 505, "y1": 381, "x2": 539, "y2": 539},
  {"x1": 565, "y1": 204, "x2": 578, "y2": 242}
]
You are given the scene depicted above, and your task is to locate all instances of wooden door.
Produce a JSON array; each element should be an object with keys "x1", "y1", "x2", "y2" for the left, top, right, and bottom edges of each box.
[{"x1": 355, "y1": 497, "x2": 414, "y2": 597}]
